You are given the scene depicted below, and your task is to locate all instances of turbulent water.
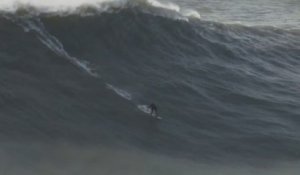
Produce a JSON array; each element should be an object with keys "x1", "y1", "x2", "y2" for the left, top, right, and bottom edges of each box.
[{"x1": 0, "y1": 0, "x2": 300, "y2": 174}]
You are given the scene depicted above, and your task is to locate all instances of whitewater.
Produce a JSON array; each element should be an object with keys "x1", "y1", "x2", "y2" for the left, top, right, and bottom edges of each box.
[{"x1": 0, "y1": 0, "x2": 300, "y2": 174}]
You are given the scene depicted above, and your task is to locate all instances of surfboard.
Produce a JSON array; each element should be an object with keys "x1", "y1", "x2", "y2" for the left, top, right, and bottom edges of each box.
[{"x1": 137, "y1": 105, "x2": 163, "y2": 120}]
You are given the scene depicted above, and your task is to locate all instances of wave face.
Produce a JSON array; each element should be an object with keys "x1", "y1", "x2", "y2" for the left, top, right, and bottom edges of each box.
[{"x1": 1, "y1": 1, "x2": 300, "y2": 174}]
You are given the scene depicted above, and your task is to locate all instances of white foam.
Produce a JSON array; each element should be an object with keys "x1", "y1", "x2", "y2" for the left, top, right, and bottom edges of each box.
[
  {"x1": 106, "y1": 84, "x2": 132, "y2": 100},
  {"x1": 137, "y1": 104, "x2": 151, "y2": 114},
  {"x1": 147, "y1": 0, "x2": 180, "y2": 12},
  {"x1": 181, "y1": 9, "x2": 201, "y2": 19},
  {"x1": 0, "y1": 0, "x2": 201, "y2": 20},
  {"x1": 137, "y1": 104, "x2": 162, "y2": 119},
  {"x1": 0, "y1": 0, "x2": 110, "y2": 10}
]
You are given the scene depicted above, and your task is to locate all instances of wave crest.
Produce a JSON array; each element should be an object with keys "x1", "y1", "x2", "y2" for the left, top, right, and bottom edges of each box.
[{"x1": 0, "y1": 0, "x2": 200, "y2": 20}]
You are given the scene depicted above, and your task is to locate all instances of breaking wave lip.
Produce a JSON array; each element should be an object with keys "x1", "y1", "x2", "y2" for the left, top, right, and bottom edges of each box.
[{"x1": 0, "y1": 0, "x2": 200, "y2": 20}]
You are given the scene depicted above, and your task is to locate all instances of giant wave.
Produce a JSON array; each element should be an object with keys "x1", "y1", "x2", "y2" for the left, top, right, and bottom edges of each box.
[{"x1": 0, "y1": 0, "x2": 300, "y2": 174}]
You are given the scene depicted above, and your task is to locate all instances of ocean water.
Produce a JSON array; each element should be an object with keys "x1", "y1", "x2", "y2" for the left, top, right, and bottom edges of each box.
[{"x1": 0, "y1": 0, "x2": 300, "y2": 174}]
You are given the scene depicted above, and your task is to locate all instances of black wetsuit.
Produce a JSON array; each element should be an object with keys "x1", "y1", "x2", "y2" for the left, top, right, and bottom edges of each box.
[{"x1": 149, "y1": 103, "x2": 158, "y2": 117}]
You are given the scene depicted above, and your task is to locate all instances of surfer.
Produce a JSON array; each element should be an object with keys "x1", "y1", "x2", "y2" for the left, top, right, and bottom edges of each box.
[{"x1": 148, "y1": 103, "x2": 158, "y2": 117}]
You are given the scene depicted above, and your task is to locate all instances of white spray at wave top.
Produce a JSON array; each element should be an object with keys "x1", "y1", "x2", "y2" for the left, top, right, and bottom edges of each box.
[
  {"x1": 0, "y1": 0, "x2": 200, "y2": 19},
  {"x1": 0, "y1": 0, "x2": 116, "y2": 12}
]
